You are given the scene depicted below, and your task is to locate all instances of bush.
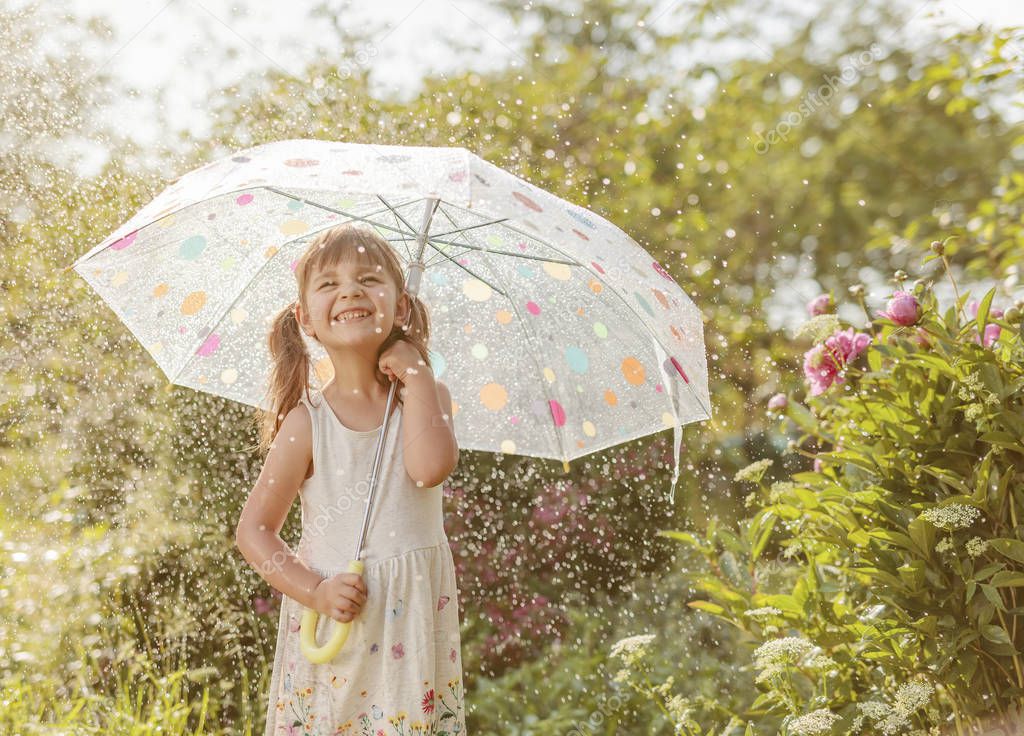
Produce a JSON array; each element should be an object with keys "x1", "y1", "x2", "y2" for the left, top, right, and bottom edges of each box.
[{"x1": 612, "y1": 238, "x2": 1024, "y2": 735}]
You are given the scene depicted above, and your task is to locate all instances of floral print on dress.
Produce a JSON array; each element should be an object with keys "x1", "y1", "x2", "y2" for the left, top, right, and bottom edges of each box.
[{"x1": 275, "y1": 677, "x2": 465, "y2": 736}]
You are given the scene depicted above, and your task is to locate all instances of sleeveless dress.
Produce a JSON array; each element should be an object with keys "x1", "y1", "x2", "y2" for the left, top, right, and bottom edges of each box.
[{"x1": 263, "y1": 386, "x2": 467, "y2": 736}]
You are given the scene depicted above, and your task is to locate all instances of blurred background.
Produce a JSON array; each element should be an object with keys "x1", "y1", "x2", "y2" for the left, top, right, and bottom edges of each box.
[{"x1": 2, "y1": 0, "x2": 1023, "y2": 733}]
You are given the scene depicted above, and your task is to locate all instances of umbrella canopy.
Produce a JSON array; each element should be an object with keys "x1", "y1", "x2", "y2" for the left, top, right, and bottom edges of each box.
[{"x1": 71, "y1": 139, "x2": 711, "y2": 501}]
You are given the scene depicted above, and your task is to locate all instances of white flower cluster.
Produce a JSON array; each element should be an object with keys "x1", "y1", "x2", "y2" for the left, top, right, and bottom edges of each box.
[
  {"x1": 665, "y1": 693, "x2": 692, "y2": 724},
  {"x1": 934, "y1": 537, "x2": 954, "y2": 555},
  {"x1": 770, "y1": 481, "x2": 797, "y2": 502},
  {"x1": 966, "y1": 536, "x2": 990, "y2": 558},
  {"x1": 956, "y1": 372, "x2": 983, "y2": 401},
  {"x1": 734, "y1": 458, "x2": 773, "y2": 483},
  {"x1": 852, "y1": 680, "x2": 935, "y2": 735},
  {"x1": 610, "y1": 633, "x2": 655, "y2": 668},
  {"x1": 919, "y1": 503, "x2": 982, "y2": 530},
  {"x1": 964, "y1": 403, "x2": 984, "y2": 421},
  {"x1": 743, "y1": 606, "x2": 783, "y2": 619},
  {"x1": 788, "y1": 708, "x2": 841, "y2": 735},
  {"x1": 753, "y1": 636, "x2": 816, "y2": 683},
  {"x1": 808, "y1": 654, "x2": 838, "y2": 671},
  {"x1": 795, "y1": 314, "x2": 841, "y2": 342}
]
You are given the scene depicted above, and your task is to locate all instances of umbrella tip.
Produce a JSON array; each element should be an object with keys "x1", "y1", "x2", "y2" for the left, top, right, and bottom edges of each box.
[{"x1": 562, "y1": 460, "x2": 569, "y2": 473}]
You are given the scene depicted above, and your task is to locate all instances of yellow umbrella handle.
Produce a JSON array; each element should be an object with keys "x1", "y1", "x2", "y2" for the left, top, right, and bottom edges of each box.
[{"x1": 299, "y1": 559, "x2": 364, "y2": 664}]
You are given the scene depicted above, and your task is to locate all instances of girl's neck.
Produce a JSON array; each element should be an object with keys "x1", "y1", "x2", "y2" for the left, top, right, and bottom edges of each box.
[{"x1": 323, "y1": 344, "x2": 383, "y2": 400}]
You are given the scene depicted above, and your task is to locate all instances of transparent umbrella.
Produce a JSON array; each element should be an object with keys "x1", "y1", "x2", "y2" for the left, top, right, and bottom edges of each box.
[{"x1": 69, "y1": 138, "x2": 712, "y2": 662}]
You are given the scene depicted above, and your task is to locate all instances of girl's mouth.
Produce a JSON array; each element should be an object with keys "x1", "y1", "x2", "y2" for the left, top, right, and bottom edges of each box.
[{"x1": 333, "y1": 310, "x2": 372, "y2": 326}]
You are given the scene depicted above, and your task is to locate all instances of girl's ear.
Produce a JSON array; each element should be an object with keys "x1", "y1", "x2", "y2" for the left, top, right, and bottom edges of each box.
[
  {"x1": 397, "y1": 291, "x2": 411, "y2": 325},
  {"x1": 295, "y1": 302, "x2": 314, "y2": 338}
]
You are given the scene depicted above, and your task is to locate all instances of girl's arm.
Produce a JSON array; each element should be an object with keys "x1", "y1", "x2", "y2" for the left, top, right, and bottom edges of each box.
[
  {"x1": 235, "y1": 404, "x2": 323, "y2": 609},
  {"x1": 400, "y1": 371, "x2": 459, "y2": 488}
]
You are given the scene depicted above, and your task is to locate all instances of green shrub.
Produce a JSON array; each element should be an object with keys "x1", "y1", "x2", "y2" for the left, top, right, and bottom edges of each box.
[{"x1": 611, "y1": 239, "x2": 1024, "y2": 735}]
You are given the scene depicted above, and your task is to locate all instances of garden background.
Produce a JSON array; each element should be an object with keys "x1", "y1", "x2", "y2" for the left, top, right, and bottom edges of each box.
[{"x1": 2, "y1": 0, "x2": 1023, "y2": 733}]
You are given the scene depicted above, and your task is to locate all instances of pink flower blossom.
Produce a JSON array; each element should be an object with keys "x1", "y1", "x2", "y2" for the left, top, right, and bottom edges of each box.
[
  {"x1": 767, "y1": 393, "x2": 788, "y2": 410},
  {"x1": 813, "y1": 458, "x2": 823, "y2": 472},
  {"x1": 806, "y1": 294, "x2": 833, "y2": 317},
  {"x1": 803, "y1": 327, "x2": 872, "y2": 396},
  {"x1": 875, "y1": 290, "x2": 920, "y2": 326},
  {"x1": 982, "y1": 323, "x2": 1001, "y2": 347},
  {"x1": 253, "y1": 596, "x2": 273, "y2": 615}
]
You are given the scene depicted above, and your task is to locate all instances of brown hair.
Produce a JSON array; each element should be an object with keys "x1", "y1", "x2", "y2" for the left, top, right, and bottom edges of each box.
[{"x1": 249, "y1": 223, "x2": 431, "y2": 456}]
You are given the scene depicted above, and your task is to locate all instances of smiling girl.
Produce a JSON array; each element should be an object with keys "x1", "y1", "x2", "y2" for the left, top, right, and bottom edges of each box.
[{"x1": 235, "y1": 223, "x2": 467, "y2": 735}]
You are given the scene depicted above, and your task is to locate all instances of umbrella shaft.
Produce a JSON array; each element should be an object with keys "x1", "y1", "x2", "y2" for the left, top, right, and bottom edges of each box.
[{"x1": 351, "y1": 197, "x2": 439, "y2": 562}]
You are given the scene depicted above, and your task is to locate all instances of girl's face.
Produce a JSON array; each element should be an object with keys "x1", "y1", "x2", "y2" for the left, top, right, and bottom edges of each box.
[{"x1": 299, "y1": 256, "x2": 408, "y2": 347}]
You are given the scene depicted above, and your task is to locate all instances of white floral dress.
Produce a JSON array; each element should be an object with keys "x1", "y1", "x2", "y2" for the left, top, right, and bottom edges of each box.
[{"x1": 263, "y1": 387, "x2": 467, "y2": 736}]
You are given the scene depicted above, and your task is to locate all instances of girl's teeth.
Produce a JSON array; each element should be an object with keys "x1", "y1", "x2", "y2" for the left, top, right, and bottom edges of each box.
[{"x1": 336, "y1": 312, "x2": 369, "y2": 323}]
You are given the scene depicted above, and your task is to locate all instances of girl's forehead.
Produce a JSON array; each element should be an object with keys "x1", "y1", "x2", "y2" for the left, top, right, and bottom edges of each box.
[{"x1": 310, "y1": 253, "x2": 386, "y2": 277}]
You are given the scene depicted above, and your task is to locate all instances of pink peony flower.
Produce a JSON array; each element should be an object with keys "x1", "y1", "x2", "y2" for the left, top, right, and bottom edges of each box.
[
  {"x1": 803, "y1": 327, "x2": 872, "y2": 396},
  {"x1": 875, "y1": 290, "x2": 920, "y2": 326},
  {"x1": 806, "y1": 294, "x2": 833, "y2": 317},
  {"x1": 253, "y1": 596, "x2": 273, "y2": 615},
  {"x1": 982, "y1": 323, "x2": 1001, "y2": 347},
  {"x1": 767, "y1": 393, "x2": 788, "y2": 410}
]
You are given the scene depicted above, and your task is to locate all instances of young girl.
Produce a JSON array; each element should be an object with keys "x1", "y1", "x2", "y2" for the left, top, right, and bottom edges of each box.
[{"x1": 235, "y1": 223, "x2": 467, "y2": 735}]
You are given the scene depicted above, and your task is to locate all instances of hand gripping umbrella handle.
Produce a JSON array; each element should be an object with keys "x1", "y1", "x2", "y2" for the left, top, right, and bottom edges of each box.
[{"x1": 299, "y1": 559, "x2": 364, "y2": 664}]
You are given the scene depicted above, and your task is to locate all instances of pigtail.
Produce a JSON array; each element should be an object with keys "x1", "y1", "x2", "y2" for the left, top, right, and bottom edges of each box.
[{"x1": 253, "y1": 300, "x2": 312, "y2": 456}]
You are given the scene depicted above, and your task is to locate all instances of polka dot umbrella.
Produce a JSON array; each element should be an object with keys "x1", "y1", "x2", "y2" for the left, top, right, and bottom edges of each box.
[{"x1": 69, "y1": 138, "x2": 711, "y2": 660}]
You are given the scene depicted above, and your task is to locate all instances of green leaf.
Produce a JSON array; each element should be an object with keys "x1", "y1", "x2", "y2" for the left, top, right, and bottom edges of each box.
[
  {"x1": 976, "y1": 286, "x2": 996, "y2": 335},
  {"x1": 657, "y1": 530, "x2": 706, "y2": 552},
  {"x1": 687, "y1": 600, "x2": 726, "y2": 615},
  {"x1": 866, "y1": 529, "x2": 916, "y2": 552},
  {"x1": 989, "y1": 571, "x2": 1024, "y2": 587},
  {"x1": 991, "y1": 538, "x2": 1024, "y2": 565},
  {"x1": 752, "y1": 594, "x2": 804, "y2": 616},
  {"x1": 980, "y1": 431, "x2": 1024, "y2": 453},
  {"x1": 787, "y1": 400, "x2": 818, "y2": 435},
  {"x1": 898, "y1": 560, "x2": 926, "y2": 590},
  {"x1": 980, "y1": 583, "x2": 1007, "y2": 611},
  {"x1": 907, "y1": 517, "x2": 936, "y2": 557},
  {"x1": 749, "y1": 511, "x2": 777, "y2": 562},
  {"x1": 920, "y1": 466, "x2": 971, "y2": 495},
  {"x1": 981, "y1": 623, "x2": 1014, "y2": 646}
]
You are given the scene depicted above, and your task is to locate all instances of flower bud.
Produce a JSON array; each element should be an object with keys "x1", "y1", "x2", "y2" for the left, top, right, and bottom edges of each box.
[
  {"x1": 767, "y1": 393, "x2": 788, "y2": 410},
  {"x1": 848, "y1": 284, "x2": 865, "y2": 297},
  {"x1": 930, "y1": 240, "x2": 944, "y2": 255},
  {"x1": 876, "y1": 290, "x2": 921, "y2": 326},
  {"x1": 893, "y1": 269, "x2": 908, "y2": 282},
  {"x1": 806, "y1": 294, "x2": 833, "y2": 317}
]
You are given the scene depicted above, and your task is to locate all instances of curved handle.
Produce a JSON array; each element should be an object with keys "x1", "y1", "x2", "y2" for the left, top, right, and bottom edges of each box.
[{"x1": 299, "y1": 559, "x2": 364, "y2": 664}]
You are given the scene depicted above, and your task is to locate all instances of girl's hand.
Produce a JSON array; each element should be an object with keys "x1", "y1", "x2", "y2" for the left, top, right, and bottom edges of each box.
[
  {"x1": 378, "y1": 339, "x2": 428, "y2": 385},
  {"x1": 313, "y1": 572, "x2": 367, "y2": 624}
]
